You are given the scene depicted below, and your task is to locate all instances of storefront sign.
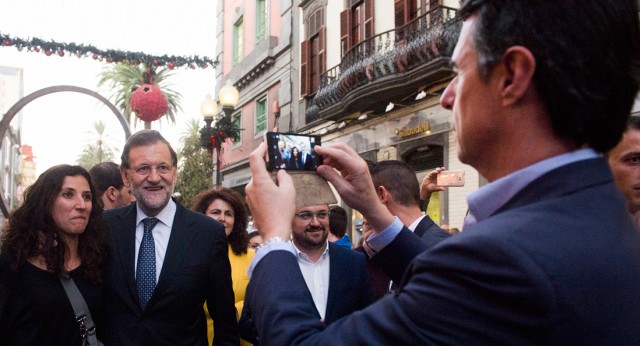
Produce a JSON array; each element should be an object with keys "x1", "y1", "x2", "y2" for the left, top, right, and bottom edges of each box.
[{"x1": 394, "y1": 122, "x2": 430, "y2": 138}]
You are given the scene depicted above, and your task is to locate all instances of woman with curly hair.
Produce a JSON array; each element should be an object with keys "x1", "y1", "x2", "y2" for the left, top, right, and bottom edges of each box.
[
  {"x1": 192, "y1": 187, "x2": 253, "y2": 346},
  {"x1": 0, "y1": 164, "x2": 108, "y2": 345}
]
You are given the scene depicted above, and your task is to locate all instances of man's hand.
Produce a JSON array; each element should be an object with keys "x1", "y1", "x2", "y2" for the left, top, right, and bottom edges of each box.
[
  {"x1": 314, "y1": 144, "x2": 394, "y2": 233},
  {"x1": 420, "y1": 167, "x2": 447, "y2": 202},
  {"x1": 245, "y1": 143, "x2": 296, "y2": 241}
]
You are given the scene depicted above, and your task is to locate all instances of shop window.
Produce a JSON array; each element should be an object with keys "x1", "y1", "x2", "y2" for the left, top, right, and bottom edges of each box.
[{"x1": 404, "y1": 145, "x2": 443, "y2": 172}]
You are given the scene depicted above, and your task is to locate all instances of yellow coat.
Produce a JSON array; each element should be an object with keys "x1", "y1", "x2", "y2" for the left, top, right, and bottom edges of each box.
[{"x1": 205, "y1": 245, "x2": 254, "y2": 345}]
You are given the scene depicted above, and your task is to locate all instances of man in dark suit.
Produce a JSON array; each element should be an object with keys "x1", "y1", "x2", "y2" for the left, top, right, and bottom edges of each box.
[
  {"x1": 240, "y1": 203, "x2": 372, "y2": 343},
  {"x1": 102, "y1": 130, "x2": 239, "y2": 345},
  {"x1": 242, "y1": 0, "x2": 640, "y2": 344},
  {"x1": 371, "y1": 160, "x2": 450, "y2": 248}
]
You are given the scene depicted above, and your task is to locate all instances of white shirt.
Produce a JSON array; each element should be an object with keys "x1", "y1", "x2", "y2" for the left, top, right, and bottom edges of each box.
[
  {"x1": 134, "y1": 199, "x2": 176, "y2": 283},
  {"x1": 407, "y1": 213, "x2": 426, "y2": 232},
  {"x1": 292, "y1": 241, "x2": 331, "y2": 320}
]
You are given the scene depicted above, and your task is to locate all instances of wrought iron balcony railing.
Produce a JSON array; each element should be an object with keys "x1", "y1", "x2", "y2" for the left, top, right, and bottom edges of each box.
[{"x1": 306, "y1": 6, "x2": 460, "y2": 124}]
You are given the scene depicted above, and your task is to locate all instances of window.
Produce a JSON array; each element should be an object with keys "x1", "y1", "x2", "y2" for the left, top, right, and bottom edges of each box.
[
  {"x1": 233, "y1": 113, "x2": 242, "y2": 146},
  {"x1": 256, "y1": 0, "x2": 267, "y2": 44},
  {"x1": 233, "y1": 17, "x2": 244, "y2": 65},
  {"x1": 255, "y1": 96, "x2": 267, "y2": 135},
  {"x1": 340, "y1": 0, "x2": 374, "y2": 57},
  {"x1": 300, "y1": 8, "x2": 325, "y2": 97}
]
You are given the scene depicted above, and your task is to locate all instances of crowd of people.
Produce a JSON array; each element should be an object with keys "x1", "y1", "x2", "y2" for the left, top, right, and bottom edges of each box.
[{"x1": 0, "y1": 1, "x2": 640, "y2": 345}]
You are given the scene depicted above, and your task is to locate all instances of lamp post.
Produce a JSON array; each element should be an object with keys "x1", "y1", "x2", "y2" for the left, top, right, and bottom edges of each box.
[
  {"x1": 200, "y1": 94, "x2": 219, "y2": 185},
  {"x1": 200, "y1": 80, "x2": 239, "y2": 187},
  {"x1": 219, "y1": 79, "x2": 240, "y2": 118}
]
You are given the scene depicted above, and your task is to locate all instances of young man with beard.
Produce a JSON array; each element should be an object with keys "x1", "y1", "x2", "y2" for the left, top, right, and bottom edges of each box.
[{"x1": 289, "y1": 203, "x2": 372, "y2": 324}]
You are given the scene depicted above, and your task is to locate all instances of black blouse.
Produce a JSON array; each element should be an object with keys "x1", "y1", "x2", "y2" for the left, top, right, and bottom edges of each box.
[{"x1": 0, "y1": 253, "x2": 104, "y2": 346}]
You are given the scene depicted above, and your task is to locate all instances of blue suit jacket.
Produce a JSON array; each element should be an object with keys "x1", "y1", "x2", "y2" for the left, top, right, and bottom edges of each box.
[
  {"x1": 245, "y1": 158, "x2": 640, "y2": 345},
  {"x1": 413, "y1": 215, "x2": 450, "y2": 248},
  {"x1": 102, "y1": 202, "x2": 239, "y2": 346},
  {"x1": 240, "y1": 242, "x2": 373, "y2": 343}
]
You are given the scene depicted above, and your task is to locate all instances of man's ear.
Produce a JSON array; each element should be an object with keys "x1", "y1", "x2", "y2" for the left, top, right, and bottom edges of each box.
[
  {"x1": 105, "y1": 186, "x2": 118, "y2": 202},
  {"x1": 377, "y1": 186, "x2": 389, "y2": 203},
  {"x1": 499, "y1": 46, "x2": 536, "y2": 106},
  {"x1": 120, "y1": 168, "x2": 131, "y2": 188}
]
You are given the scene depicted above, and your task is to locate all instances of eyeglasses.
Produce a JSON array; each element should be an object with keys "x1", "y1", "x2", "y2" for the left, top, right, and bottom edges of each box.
[
  {"x1": 130, "y1": 164, "x2": 173, "y2": 176},
  {"x1": 295, "y1": 211, "x2": 331, "y2": 221}
]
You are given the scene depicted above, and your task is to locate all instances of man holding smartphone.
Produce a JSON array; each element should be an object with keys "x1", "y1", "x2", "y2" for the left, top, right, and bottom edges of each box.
[{"x1": 243, "y1": 0, "x2": 640, "y2": 344}]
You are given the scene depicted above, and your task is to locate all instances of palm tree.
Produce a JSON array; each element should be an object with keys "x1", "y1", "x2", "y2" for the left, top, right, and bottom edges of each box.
[
  {"x1": 76, "y1": 120, "x2": 116, "y2": 169},
  {"x1": 98, "y1": 64, "x2": 182, "y2": 129}
]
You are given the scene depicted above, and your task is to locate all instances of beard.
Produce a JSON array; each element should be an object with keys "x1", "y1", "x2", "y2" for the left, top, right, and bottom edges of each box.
[{"x1": 293, "y1": 224, "x2": 328, "y2": 251}]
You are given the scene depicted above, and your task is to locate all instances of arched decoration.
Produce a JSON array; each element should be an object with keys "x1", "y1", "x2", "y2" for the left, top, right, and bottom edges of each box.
[{"x1": 0, "y1": 85, "x2": 131, "y2": 217}]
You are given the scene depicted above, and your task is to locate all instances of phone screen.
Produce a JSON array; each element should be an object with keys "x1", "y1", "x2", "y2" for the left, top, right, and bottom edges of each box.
[{"x1": 265, "y1": 132, "x2": 322, "y2": 171}]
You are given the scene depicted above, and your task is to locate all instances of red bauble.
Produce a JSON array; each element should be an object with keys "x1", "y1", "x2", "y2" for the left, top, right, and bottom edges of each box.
[
  {"x1": 34, "y1": 47, "x2": 41, "y2": 52},
  {"x1": 129, "y1": 84, "x2": 169, "y2": 122},
  {"x1": 168, "y1": 63, "x2": 175, "y2": 69},
  {"x1": 4, "y1": 40, "x2": 12, "y2": 46},
  {"x1": 44, "y1": 49, "x2": 52, "y2": 56},
  {"x1": 58, "y1": 50, "x2": 65, "y2": 57}
]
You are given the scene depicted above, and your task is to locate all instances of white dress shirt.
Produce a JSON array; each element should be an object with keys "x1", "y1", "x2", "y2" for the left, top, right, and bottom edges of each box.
[
  {"x1": 292, "y1": 241, "x2": 331, "y2": 320},
  {"x1": 134, "y1": 199, "x2": 176, "y2": 283}
]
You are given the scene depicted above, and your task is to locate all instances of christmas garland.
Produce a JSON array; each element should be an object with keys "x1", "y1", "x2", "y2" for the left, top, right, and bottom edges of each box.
[
  {"x1": 0, "y1": 32, "x2": 218, "y2": 69},
  {"x1": 199, "y1": 114, "x2": 242, "y2": 153}
]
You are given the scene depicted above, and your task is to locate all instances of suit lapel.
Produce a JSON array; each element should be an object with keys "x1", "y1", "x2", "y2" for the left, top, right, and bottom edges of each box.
[
  {"x1": 153, "y1": 203, "x2": 196, "y2": 295},
  {"x1": 113, "y1": 204, "x2": 140, "y2": 308},
  {"x1": 325, "y1": 242, "x2": 343, "y2": 321}
]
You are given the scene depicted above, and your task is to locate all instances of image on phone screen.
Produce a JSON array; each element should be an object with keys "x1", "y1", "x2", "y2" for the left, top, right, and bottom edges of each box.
[{"x1": 265, "y1": 132, "x2": 322, "y2": 171}]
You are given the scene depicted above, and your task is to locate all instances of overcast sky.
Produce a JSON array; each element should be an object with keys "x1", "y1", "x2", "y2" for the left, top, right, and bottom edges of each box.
[{"x1": 0, "y1": 0, "x2": 218, "y2": 174}]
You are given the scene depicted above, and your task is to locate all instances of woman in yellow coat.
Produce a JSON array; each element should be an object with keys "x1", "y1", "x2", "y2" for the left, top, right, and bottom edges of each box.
[{"x1": 192, "y1": 187, "x2": 254, "y2": 345}]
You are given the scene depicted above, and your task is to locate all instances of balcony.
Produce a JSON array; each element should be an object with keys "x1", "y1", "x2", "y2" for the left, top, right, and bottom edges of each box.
[{"x1": 305, "y1": 6, "x2": 461, "y2": 125}]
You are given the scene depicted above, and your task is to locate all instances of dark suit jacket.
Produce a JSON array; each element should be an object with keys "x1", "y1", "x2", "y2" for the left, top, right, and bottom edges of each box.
[
  {"x1": 102, "y1": 202, "x2": 239, "y2": 346},
  {"x1": 240, "y1": 242, "x2": 373, "y2": 343},
  {"x1": 245, "y1": 158, "x2": 640, "y2": 345},
  {"x1": 413, "y1": 215, "x2": 450, "y2": 248}
]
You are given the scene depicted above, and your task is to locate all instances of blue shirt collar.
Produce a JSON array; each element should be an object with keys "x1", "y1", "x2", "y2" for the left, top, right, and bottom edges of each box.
[{"x1": 464, "y1": 149, "x2": 599, "y2": 228}]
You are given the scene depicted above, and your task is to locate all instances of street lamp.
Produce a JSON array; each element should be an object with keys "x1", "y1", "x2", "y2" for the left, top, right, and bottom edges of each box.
[
  {"x1": 200, "y1": 80, "x2": 240, "y2": 187},
  {"x1": 219, "y1": 80, "x2": 240, "y2": 118},
  {"x1": 200, "y1": 94, "x2": 219, "y2": 185}
]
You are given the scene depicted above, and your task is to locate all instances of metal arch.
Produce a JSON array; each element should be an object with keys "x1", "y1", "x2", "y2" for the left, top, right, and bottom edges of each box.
[{"x1": 0, "y1": 85, "x2": 131, "y2": 217}]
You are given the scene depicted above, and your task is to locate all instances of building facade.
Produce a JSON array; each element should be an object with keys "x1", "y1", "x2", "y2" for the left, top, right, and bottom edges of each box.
[
  {"x1": 216, "y1": 0, "x2": 299, "y2": 194},
  {"x1": 298, "y1": 0, "x2": 474, "y2": 234}
]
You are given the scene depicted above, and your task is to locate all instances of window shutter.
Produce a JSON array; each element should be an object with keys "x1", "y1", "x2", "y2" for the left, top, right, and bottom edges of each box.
[
  {"x1": 300, "y1": 40, "x2": 309, "y2": 97},
  {"x1": 364, "y1": 0, "x2": 374, "y2": 39},
  {"x1": 394, "y1": 0, "x2": 407, "y2": 28},
  {"x1": 319, "y1": 27, "x2": 326, "y2": 74},
  {"x1": 340, "y1": 9, "x2": 352, "y2": 57}
]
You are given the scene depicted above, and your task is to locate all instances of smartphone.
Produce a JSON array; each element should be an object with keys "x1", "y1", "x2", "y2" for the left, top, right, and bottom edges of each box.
[
  {"x1": 437, "y1": 170, "x2": 465, "y2": 187},
  {"x1": 265, "y1": 132, "x2": 322, "y2": 171}
]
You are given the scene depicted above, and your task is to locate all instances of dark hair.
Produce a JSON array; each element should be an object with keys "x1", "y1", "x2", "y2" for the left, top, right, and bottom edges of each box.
[
  {"x1": 120, "y1": 130, "x2": 178, "y2": 169},
  {"x1": 458, "y1": 0, "x2": 640, "y2": 153},
  {"x1": 628, "y1": 116, "x2": 640, "y2": 131},
  {"x1": 371, "y1": 160, "x2": 421, "y2": 207},
  {"x1": 0, "y1": 165, "x2": 108, "y2": 283},
  {"x1": 328, "y1": 205, "x2": 348, "y2": 238},
  {"x1": 248, "y1": 231, "x2": 261, "y2": 241},
  {"x1": 191, "y1": 187, "x2": 249, "y2": 255},
  {"x1": 89, "y1": 162, "x2": 123, "y2": 198}
]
